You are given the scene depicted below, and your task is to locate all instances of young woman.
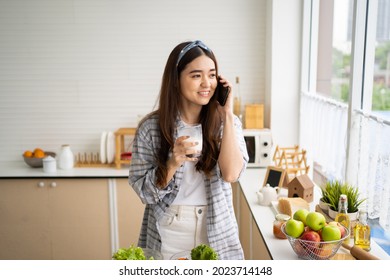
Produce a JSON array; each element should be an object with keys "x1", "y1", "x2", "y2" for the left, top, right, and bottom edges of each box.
[{"x1": 129, "y1": 40, "x2": 248, "y2": 260}]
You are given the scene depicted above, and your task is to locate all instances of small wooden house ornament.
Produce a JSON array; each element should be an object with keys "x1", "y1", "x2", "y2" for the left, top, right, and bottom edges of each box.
[{"x1": 287, "y1": 174, "x2": 314, "y2": 203}]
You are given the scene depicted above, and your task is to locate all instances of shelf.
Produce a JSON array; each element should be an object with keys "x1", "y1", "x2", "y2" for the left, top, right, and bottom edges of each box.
[{"x1": 114, "y1": 128, "x2": 136, "y2": 169}]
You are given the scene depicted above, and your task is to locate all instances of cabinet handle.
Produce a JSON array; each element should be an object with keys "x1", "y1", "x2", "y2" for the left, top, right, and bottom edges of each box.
[
  {"x1": 50, "y1": 182, "x2": 57, "y2": 188},
  {"x1": 38, "y1": 181, "x2": 45, "y2": 188}
]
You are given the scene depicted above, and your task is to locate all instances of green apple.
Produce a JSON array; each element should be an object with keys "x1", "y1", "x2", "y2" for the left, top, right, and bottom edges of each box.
[
  {"x1": 305, "y1": 212, "x2": 326, "y2": 231},
  {"x1": 285, "y1": 219, "x2": 305, "y2": 238},
  {"x1": 328, "y1": 221, "x2": 347, "y2": 238},
  {"x1": 321, "y1": 224, "x2": 341, "y2": 241},
  {"x1": 293, "y1": 209, "x2": 310, "y2": 225}
]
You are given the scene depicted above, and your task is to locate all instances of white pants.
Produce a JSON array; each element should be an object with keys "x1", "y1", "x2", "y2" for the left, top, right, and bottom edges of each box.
[{"x1": 158, "y1": 205, "x2": 208, "y2": 260}]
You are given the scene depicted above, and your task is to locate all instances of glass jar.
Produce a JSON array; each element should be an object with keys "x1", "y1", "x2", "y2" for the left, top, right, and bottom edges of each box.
[
  {"x1": 58, "y1": 144, "x2": 74, "y2": 170},
  {"x1": 43, "y1": 155, "x2": 57, "y2": 173},
  {"x1": 273, "y1": 214, "x2": 291, "y2": 239}
]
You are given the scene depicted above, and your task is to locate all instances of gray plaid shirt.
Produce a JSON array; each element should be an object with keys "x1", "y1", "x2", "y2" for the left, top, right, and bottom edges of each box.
[{"x1": 128, "y1": 113, "x2": 248, "y2": 260}]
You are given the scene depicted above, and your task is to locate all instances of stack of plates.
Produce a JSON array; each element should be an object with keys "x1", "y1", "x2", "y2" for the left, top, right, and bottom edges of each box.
[{"x1": 100, "y1": 131, "x2": 115, "y2": 164}]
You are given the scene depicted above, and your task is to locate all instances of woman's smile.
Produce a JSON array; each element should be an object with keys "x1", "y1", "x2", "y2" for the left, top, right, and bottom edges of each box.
[{"x1": 198, "y1": 90, "x2": 211, "y2": 97}]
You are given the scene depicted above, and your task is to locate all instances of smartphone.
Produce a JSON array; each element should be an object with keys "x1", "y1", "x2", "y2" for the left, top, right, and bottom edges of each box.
[{"x1": 216, "y1": 78, "x2": 230, "y2": 106}]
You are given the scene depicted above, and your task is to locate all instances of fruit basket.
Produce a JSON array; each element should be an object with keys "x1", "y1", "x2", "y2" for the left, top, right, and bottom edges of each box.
[
  {"x1": 23, "y1": 151, "x2": 56, "y2": 168},
  {"x1": 281, "y1": 224, "x2": 350, "y2": 260}
]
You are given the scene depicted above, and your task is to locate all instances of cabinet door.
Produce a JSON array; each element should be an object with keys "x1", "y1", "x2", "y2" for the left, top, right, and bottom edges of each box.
[
  {"x1": 0, "y1": 179, "x2": 112, "y2": 260},
  {"x1": 232, "y1": 182, "x2": 240, "y2": 224},
  {"x1": 0, "y1": 179, "x2": 51, "y2": 260},
  {"x1": 251, "y1": 219, "x2": 272, "y2": 260},
  {"x1": 237, "y1": 185, "x2": 272, "y2": 260},
  {"x1": 239, "y1": 187, "x2": 251, "y2": 259},
  {"x1": 116, "y1": 179, "x2": 144, "y2": 248},
  {"x1": 48, "y1": 179, "x2": 111, "y2": 260}
]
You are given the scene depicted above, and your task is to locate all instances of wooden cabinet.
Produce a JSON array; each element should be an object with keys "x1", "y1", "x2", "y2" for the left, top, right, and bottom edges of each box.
[
  {"x1": 115, "y1": 178, "x2": 144, "y2": 248},
  {"x1": 0, "y1": 179, "x2": 50, "y2": 259},
  {"x1": 234, "y1": 183, "x2": 271, "y2": 260},
  {"x1": 251, "y1": 218, "x2": 271, "y2": 260},
  {"x1": 0, "y1": 176, "x2": 269, "y2": 260},
  {"x1": 0, "y1": 179, "x2": 111, "y2": 260}
]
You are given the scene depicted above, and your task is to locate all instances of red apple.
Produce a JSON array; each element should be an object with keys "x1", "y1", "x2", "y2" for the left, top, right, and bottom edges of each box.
[
  {"x1": 317, "y1": 228, "x2": 323, "y2": 239},
  {"x1": 300, "y1": 230, "x2": 321, "y2": 242},
  {"x1": 298, "y1": 230, "x2": 321, "y2": 257},
  {"x1": 293, "y1": 241, "x2": 309, "y2": 258}
]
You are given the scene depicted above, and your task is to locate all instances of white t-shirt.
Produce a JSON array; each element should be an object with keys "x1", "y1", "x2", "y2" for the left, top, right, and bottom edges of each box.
[{"x1": 172, "y1": 161, "x2": 207, "y2": 206}]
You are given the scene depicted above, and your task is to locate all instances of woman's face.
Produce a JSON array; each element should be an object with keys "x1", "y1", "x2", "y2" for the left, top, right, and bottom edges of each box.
[{"x1": 179, "y1": 55, "x2": 217, "y2": 109}]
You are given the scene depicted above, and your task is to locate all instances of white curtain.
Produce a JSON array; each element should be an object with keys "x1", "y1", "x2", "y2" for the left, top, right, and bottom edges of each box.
[
  {"x1": 301, "y1": 92, "x2": 390, "y2": 231},
  {"x1": 347, "y1": 112, "x2": 390, "y2": 230},
  {"x1": 300, "y1": 92, "x2": 348, "y2": 181}
]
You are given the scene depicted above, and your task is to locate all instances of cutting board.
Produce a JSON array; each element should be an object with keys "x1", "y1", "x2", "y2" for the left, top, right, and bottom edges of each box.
[{"x1": 330, "y1": 253, "x2": 356, "y2": 260}]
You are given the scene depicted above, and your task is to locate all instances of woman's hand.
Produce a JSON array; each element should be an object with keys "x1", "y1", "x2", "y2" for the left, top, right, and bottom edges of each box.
[
  {"x1": 163, "y1": 135, "x2": 200, "y2": 187},
  {"x1": 168, "y1": 136, "x2": 199, "y2": 168}
]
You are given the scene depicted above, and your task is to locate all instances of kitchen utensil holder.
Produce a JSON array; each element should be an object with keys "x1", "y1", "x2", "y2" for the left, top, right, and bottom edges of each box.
[{"x1": 74, "y1": 152, "x2": 114, "y2": 168}]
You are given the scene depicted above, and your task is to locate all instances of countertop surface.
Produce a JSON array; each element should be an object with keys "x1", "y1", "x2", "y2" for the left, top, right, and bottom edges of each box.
[
  {"x1": 0, "y1": 161, "x2": 129, "y2": 178},
  {"x1": 239, "y1": 168, "x2": 390, "y2": 260}
]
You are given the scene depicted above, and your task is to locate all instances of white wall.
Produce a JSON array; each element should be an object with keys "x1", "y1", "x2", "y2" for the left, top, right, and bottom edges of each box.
[
  {"x1": 265, "y1": 0, "x2": 302, "y2": 147},
  {"x1": 0, "y1": 0, "x2": 267, "y2": 162},
  {"x1": 0, "y1": 0, "x2": 303, "y2": 164}
]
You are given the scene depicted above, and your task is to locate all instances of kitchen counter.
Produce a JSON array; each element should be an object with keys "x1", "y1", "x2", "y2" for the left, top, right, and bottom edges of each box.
[
  {"x1": 0, "y1": 161, "x2": 129, "y2": 178},
  {"x1": 239, "y1": 168, "x2": 390, "y2": 260},
  {"x1": 2, "y1": 161, "x2": 389, "y2": 260}
]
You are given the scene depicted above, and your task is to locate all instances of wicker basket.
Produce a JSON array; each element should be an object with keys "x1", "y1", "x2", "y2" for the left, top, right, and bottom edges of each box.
[{"x1": 281, "y1": 223, "x2": 350, "y2": 260}]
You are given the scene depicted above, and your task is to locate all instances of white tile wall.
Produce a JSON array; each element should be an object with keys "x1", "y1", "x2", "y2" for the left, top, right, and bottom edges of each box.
[{"x1": 0, "y1": 0, "x2": 266, "y2": 162}]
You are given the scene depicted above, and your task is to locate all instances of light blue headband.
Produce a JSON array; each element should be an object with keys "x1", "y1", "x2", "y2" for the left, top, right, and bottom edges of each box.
[{"x1": 176, "y1": 40, "x2": 212, "y2": 67}]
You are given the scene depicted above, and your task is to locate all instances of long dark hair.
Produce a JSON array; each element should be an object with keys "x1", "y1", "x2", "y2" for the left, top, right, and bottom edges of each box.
[{"x1": 154, "y1": 41, "x2": 222, "y2": 187}]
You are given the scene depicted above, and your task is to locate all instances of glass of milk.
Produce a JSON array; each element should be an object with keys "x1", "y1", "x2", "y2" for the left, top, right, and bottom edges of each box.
[{"x1": 177, "y1": 124, "x2": 203, "y2": 158}]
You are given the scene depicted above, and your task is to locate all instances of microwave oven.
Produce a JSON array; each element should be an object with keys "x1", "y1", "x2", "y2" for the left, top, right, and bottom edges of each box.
[{"x1": 243, "y1": 129, "x2": 273, "y2": 168}]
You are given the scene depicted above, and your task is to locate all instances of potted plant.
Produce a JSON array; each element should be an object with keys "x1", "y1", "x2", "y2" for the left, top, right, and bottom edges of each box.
[
  {"x1": 320, "y1": 180, "x2": 366, "y2": 220},
  {"x1": 318, "y1": 180, "x2": 339, "y2": 213}
]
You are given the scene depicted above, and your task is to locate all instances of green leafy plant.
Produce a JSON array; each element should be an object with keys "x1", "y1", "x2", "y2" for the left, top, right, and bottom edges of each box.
[
  {"x1": 320, "y1": 180, "x2": 366, "y2": 213},
  {"x1": 191, "y1": 244, "x2": 218, "y2": 260},
  {"x1": 112, "y1": 245, "x2": 154, "y2": 260}
]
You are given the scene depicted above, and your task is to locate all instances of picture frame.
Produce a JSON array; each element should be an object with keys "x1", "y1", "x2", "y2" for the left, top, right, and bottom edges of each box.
[{"x1": 262, "y1": 166, "x2": 287, "y2": 188}]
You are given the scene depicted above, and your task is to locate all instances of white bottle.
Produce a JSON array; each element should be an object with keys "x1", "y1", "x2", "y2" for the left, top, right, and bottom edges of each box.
[{"x1": 58, "y1": 144, "x2": 74, "y2": 170}]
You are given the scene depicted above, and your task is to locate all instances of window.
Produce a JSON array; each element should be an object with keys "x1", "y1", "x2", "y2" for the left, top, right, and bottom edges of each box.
[
  {"x1": 300, "y1": 0, "x2": 390, "y2": 252},
  {"x1": 372, "y1": 0, "x2": 390, "y2": 118},
  {"x1": 316, "y1": 0, "x2": 353, "y2": 103}
]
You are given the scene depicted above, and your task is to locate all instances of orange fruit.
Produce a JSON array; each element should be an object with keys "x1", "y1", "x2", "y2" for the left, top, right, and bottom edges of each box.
[
  {"x1": 33, "y1": 148, "x2": 44, "y2": 154},
  {"x1": 23, "y1": 150, "x2": 33, "y2": 157},
  {"x1": 33, "y1": 148, "x2": 45, "y2": 158}
]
